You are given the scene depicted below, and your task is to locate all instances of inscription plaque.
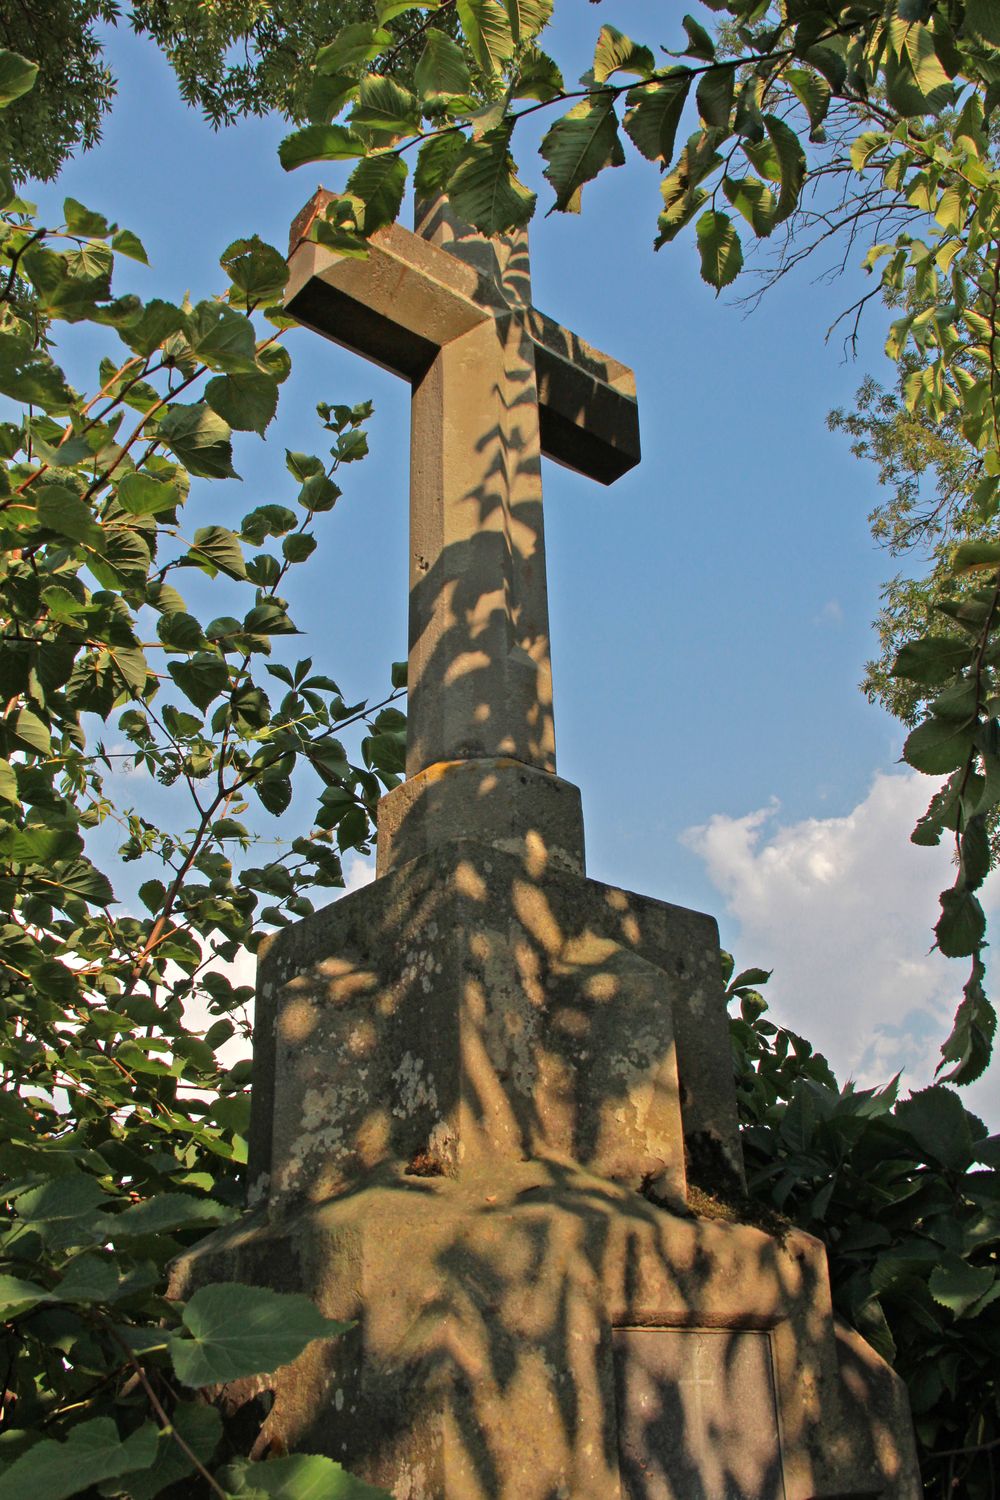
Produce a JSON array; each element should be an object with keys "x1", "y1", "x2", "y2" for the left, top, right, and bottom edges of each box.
[{"x1": 613, "y1": 1328, "x2": 786, "y2": 1500}]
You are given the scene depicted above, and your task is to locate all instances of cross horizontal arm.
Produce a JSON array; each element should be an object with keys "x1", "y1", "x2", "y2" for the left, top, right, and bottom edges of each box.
[{"x1": 286, "y1": 208, "x2": 640, "y2": 486}]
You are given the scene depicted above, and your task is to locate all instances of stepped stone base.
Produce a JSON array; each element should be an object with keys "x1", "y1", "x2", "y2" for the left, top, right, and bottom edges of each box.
[
  {"x1": 173, "y1": 1161, "x2": 919, "y2": 1499},
  {"x1": 172, "y1": 833, "x2": 919, "y2": 1499}
]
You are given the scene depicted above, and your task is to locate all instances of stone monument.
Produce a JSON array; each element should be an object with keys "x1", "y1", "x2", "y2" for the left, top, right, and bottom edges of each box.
[{"x1": 173, "y1": 195, "x2": 921, "y2": 1498}]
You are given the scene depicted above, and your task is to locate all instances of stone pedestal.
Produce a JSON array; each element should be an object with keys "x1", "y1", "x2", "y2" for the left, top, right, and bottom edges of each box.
[{"x1": 173, "y1": 767, "x2": 920, "y2": 1499}]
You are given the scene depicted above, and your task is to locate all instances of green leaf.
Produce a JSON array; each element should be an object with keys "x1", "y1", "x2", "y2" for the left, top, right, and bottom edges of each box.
[
  {"x1": 902, "y1": 715, "x2": 975, "y2": 775},
  {"x1": 221, "y1": 236, "x2": 288, "y2": 304},
  {"x1": 935, "y1": 886, "x2": 986, "y2": 958},
  {"x1": 448, "y1": 126, "x2": 536, "y2": 235},
  {"x1": 722, "y1": 175, "x2": 775, "y2": 237},
  {"x1": 350, "y1": 75, "x2": 420, "y2": 137},
  {"x1": 0, "y1": 757, "x2": 18, "y2": 804},
  {"x1": 37, "y1": 486, "x2": 101, "y2": 546},
  {"x1": 205, "y1": 372, "x2": 280, "y2": 435},
  {"x1": 456, "y1": 0, "x2": 516, "y2": 75},
  {"x1": 0, "y1": 1274, "x2": 51, "y2": 1319},
  {"x1": 953, "y1": 539, "x2": 1000, "y2": 573},
  {"x1": 929, "y1": 1257, "x2": 996, "y2": 1317},
  {"x1": 169, "y1": 654, "x2": 229, "y2": 711},
  {"x1": 168, "y1": 1283, "x2": 352, "y2": 1388},
  {"x1": 695, "y1": 66, "x2": 734, "y2": 130},
  {"x1": 785, "y1": 67, "x2": 831, "y2": 135},
  {"x1": 679, "y1": 14, "x2": 715, "y2": 61},
  {"x1": 623, "y1": 73, "x2": 691, "y2": 164},
  {"x1": 415, "y1": 132, "x2": 468, "y2": 199},
  {"x1": 511, "y1": 45, "x2": 564, "y2": 102},
  {"x1": 593, "y1": 25, "x2": 654, "y2": 83},
  {"x1": 346, "y1": 154, "x2": 408, "y2": 235},
  {"x1": 63, "y1": 198, "x2": 109, "y2": 237},
  {"x1": 315, "y1": 23, "x2": 391, "y2": 73},
  {"x1": 0, "y1": 50, "x2": 38, "y2": 108},
  {"x1": 116, "y1": 473, "x2": 180, "y2": 517},
  {"x1": 283, "y1": 533, "x2": 318, "y2": 563},
  {"x1": 110, "y1": 1193, "x2": 232, "y2": 1238},
  {"x1": 0, "y1": 1420, "x2": 157, "y2": 1500},
  {"x1": 415, "y1": 29, "x2": 472, "y2": 101},
  {"x1": 966, "y1": 0, "x2": 1000, "y2": 47},
  {"x1": 8, "y1": 707, "x2": 51, "y2": 756},
  {"x1": 187, "y1": 525, "x2": 248, "y2": 580},
  {"x1": 229, "y1": 1453, "x2": 390, "y2": 1498},
  {"x1": 125, "y1": 1404, "x2": 222, "y2": 1500},
  {"x1": 696, "y1": 209, "x2": 743, "y2": 289},
  {"x1": 278, "y1": 125, "x2": 367, "y2": 172},
  {"x1": 110, "y1": 228, "x2": 149, "y2": 264},
  {"x1": 157, "y1": 404, "x2": 238, "y2": 480},
  {"x1": 504, "y1": 0, "x2": 551, "y2": 46},
  {"x1": 895, "y1": 1085, "x2": 974, "y2": 1170},
  {"x1": 892, "y1": 634, "x2": 971, "y2": 684},
  {"x1": 187, "y1": 302, "x2": 258, "y2": 374},
  {"x1": 762, "y1": 114, "x2": 806, "y2": 224},
  {"x1": 540, "y1": 91, "x2": 624, "y2": 213}
]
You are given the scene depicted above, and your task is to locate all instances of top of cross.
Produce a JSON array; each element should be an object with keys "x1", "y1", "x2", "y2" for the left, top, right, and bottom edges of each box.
[{"x1": 284, "y1": 193, "x2": 640, "y2": 864}]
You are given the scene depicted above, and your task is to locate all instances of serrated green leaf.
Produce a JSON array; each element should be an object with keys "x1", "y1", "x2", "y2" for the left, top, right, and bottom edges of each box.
[
  {"x1": 283, "y1": 533, "x2": 318, "y2": 563},
  {"x1": 315, "y1": 23, "x2": 391, "y2": 73},
  {"x1": 186, "y1": 525, "x2": 247, "y2": 580},
  {"x1": 229, "y1": 1453, "x2": 390, "y2": 1498},
  {"x1": 892, "y1": 634, "x2": 971, "y2": 684},
  {"x1": 0, "y1": 1420, "x2": 158, "y2": 1500},
  {"x1": 350, "y1": 74, "x2": 421, "y2": 138},
  {"x1": 346, "y1": 154, "x2": 408, "y2": 234},
  {"x1": 722, "y1": 175, "x2": 775, "y2": 237},
  {"x1": 540, "y1": 91, "x2": 624, "y2": 213},
  {"x1": 222, "y1": 236, "x2": 288, "y2": 304},
  {"x1": 205, "y1": 371, "x2": 279, "y2": 435},
  {"x1": 624, "y1": 72, "x2": 691, "y2": 164},
  {"x1": 415, "y1": 29, "x2": 472, "y2": 102},
  {"x1": 903, "y1": 715, "x2": 975, "y2": 774},
  {"x1": 37, "y1": 486, "x2": 101, "y2": 546},
  {"x1": 0, "y1": 1274, "x2": 51, "y2": 1319},
  {"x1": 110, "y1": 228, "x2": 149, "y2": 263},
  {"x1": 695, "y1": 65, "x2": 734, "y2": 129},
  {"x1": 157, "y1": 404, "x2": 238, "y2": 480},
  {"x1": 505, "y1": 0, "x2": 551, "y2": 46},
  {"x1": 929, "y1": 1256, "x2": 995, "y2": 1317},
  {"x1": 278, "y1": 125, "x2": 367, "y2": 172},
  {"x1": 168, "y1": 1283, "x2": 352, "y2": 1388},
  {"x1": 116, "y1": 473, "x2": 179, "y2": 517},
  {"x1": 679, "y1": 14, "x2": 715, "y2": 61},
  {"x1": 456, "y1": 0, "x2": 515, "y2": 75},
  {"x1": 187, "y1": 302, "x2": 258, "y2": 374},
  {"x1": 593, "y1": 25, "x2": 654, "y2": 84},
  {"x1": 448, "y1": 126, "x2": 536, "y2": 234},
  {"x1": 696, "y1": 209, "x2": 743, "y2": 289},
  {"x1": 415, "y1": 132, "x2": 468, "y2": 199},
  {"x1": 169, "y1": 653, "x2": 230, "y2": 711},
  {"x1": 935, "y1": 886, "x2": 986, "y2": 958},
  {"x1": 0, "y1": 50, "x2": 38, "y2": 108},
  {"x1": 966, "y1": 0, "x2": 1000, "y2": 47},
  {"x1": 785, "y1": 67, "x2": 831, "y2": 134},
  {"x1": 63, "y1": 198, "x2": 109, "y2": 237},
  {"x1": 762, "y1": 114, "x2": 806, "y2": 223}
]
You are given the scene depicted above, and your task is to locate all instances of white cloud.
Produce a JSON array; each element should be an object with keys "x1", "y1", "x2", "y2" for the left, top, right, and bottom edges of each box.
[{"x1": 682, "y1": 770, "x2": 999, "y2": 1126}]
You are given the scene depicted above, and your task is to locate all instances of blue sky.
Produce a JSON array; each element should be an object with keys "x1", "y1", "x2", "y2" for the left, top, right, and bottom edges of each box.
[{"x1": 28, "y1": 4, "x2": 998, "y2": 1121}]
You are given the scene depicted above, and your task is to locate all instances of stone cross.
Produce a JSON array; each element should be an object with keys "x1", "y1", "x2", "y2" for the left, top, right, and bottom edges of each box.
[{"x1": 285, "y1": 194, "x2": 639, "y2": 798}]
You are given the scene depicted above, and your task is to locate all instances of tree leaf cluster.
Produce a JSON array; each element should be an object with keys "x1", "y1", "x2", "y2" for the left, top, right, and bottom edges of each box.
[
  {"x1": 0, "y1": 57, "x2": 396, "y2": 1498},
  {"x1": 727, "y1": 956, "x2": 1000, "y2": 1498}
]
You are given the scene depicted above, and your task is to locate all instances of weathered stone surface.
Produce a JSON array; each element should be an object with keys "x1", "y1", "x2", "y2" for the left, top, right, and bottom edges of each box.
[
  {"x1": 172, "y1": 1161, "x2": 918, "y2": 1499},
  {"x1": 614, "y1": 1327, "x2": 783, "y2": 1499},
  {"x1": 248, "y1": 844, "x2": 739, "y2": 1213},
  {"x1": 285, "y1": 193, "x2": 639, "y2": 782},
  {"x1": 172, "y1": 194, "x2": 920, "y2": 1500},
  {"x1": 375, "y1": 757, "x2": 586, "y2": 877}
]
